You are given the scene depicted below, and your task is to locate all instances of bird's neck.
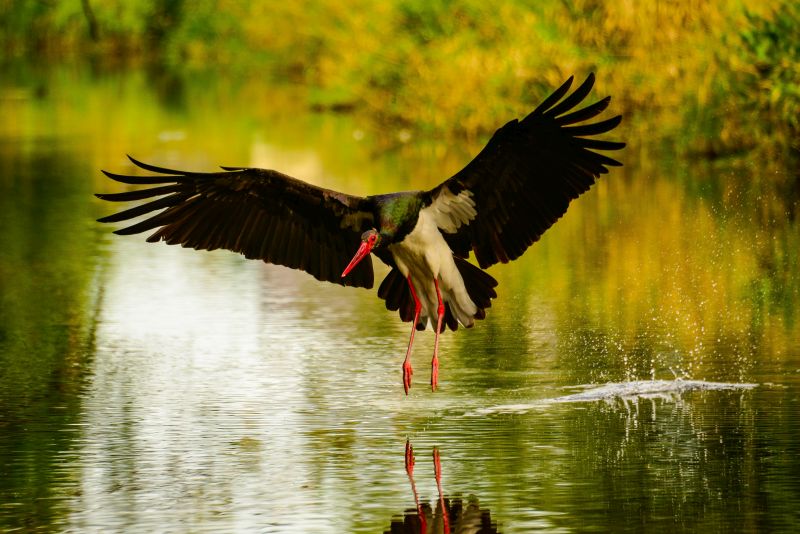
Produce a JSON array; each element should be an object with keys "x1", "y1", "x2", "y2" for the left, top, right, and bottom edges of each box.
[{"x1": 372, "y1": 192, "x2": 426, "y2": 244}]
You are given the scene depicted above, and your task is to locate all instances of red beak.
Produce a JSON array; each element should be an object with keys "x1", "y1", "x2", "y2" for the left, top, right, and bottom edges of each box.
[{"x1": 341, "y1": 240, "x2": 373, "y2": 278}]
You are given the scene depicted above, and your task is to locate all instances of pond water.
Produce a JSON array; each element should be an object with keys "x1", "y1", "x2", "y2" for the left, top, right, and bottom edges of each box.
[{"x1": 1, "y1": 62, "x2": 799, "y2": 532}]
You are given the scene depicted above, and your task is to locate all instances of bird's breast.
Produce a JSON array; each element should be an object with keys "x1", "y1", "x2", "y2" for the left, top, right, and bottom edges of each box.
[
  {"x1": 387, "y1": 207, "x2": 477, "y2": 328},
  {"x1": 388, "y1": 208, "x2": 453, "y2": 280}
]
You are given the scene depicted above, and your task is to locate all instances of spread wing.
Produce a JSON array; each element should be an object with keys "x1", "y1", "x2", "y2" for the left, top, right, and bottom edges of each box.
[
  {"x1": 96, "y1": 156, "x2": 376, "y2": 288},
  {"x1": 427, "y1": 73, "x2": 625, "y2": 268}
]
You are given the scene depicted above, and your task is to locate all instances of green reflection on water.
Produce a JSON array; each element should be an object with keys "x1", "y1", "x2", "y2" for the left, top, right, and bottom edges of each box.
[
  {"x1": 0, "y1": 147, "x2": 102, "y2": 529},
  {"x1": 0, "y1": 62, "x2": 798, "y2": 532}
]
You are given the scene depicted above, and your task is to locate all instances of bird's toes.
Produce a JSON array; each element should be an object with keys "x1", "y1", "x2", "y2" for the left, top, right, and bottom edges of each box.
[
  {"x1": 402, "y1": 361, "x2": 413, "y2": 395},
  {"x1": 431, "y1": 359, "x2": 439, "y2": 392}
]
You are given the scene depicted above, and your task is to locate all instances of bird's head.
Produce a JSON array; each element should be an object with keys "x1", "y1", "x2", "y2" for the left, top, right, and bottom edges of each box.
[{"x1": 342, "y1": 229, "x2": 381, "y2": 278}]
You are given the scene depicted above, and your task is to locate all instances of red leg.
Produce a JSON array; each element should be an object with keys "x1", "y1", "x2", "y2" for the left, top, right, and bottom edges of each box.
[
  {"x1": 431, "y1": 278, "x2": 445, "y2": 391},
  {"x1": 405, "y1": 440, "x2": 427, "y2": 534},
  {"x1": 403, "y1": 276, "x2": 422, "y2": 395},
  {"x1": 433, "y1": 447, "x2": 450, "y2": 534}
]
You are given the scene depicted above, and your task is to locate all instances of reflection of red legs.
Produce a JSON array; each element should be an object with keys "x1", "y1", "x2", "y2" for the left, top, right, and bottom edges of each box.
[
  {"x1": 403, "y1": 276, "x2": 422, "y2": 395},
  {"x1": 433, "y1": 447, "x2": 450, "y2": 534},
  {"x1": 405, "y1": 440, "x2": 427, "y2": 534},
  {"x1": 431, "y1": 279, "x2": 444, "y2": 391}
]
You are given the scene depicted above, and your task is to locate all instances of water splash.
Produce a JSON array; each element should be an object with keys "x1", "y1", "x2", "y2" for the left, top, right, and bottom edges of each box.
[{"x1": 471, "y1": 379, "x2": 758, "y2": 415}]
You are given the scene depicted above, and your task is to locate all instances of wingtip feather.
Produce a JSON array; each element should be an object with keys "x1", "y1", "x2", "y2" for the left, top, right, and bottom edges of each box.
[
  {"x1": 127, "y1": 154, "x2": 143, "y2": 167},
  {"x1": 528, "y1": 75, "x2": 575, "y2": 117},
  {"x1": 101, "y1": 169, "x2": 125, "y2": 183},
  {"x1": 126, "y1": 155, "x2": 190, "y2": 176}
]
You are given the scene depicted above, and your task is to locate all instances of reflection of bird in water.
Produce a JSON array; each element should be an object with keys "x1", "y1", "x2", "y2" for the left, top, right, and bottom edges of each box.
[
  {"x1": 386, "y1": 441, "x2": 499, "y2": 534},
  {"x1": 96, "y1": 74, "x2": 623, "y2": 394}
]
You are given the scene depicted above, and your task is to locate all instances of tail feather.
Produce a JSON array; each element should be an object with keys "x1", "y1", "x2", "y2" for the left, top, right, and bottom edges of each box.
[
  {"x1": 377, "y1": 267, "x2": 414, "y2": 322},
  {"x1": 377, "y1": 257, "x2": 498, "y2": 332},
  {"x1": 454, "y1": 256, "x2": 498, "y2": 311}
]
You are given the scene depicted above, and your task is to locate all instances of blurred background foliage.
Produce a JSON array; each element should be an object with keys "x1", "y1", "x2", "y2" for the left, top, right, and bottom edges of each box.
[
  {"x1": 1, "y1": 0, "x2": 797, "y2": 217},
  {"x1": 1, "y1": 1, "x2": 797, "y2": 144}
]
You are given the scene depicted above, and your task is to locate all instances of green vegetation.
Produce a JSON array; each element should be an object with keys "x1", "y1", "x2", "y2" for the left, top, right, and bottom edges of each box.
[
  {"x1": 1, "y1": 0, "x2": 797, "y2": 219},
  {"x1": 0, "y1": 2, "x2": 796, "y2": 144}
]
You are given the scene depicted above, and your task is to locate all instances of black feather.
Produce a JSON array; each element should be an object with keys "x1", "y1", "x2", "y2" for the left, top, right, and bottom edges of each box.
[
  {"x1": 563, "y1": 115, "x2": 623, "y2": 136},
  {"x1": 97, "y1": 194, "x2": 187, "y2": 223},
  {"x1": 95, "y1": 184, "x2": 181, "y2": 202},
  {"x1": 127, "y1": 154, "x2": 196, "y2": 176},
  {"x1": 377, "y1": 258, "x2": 497, "y2": 331},
  {"x1": 528, "y1": 76, "x2": 574, "y2": 117},
  {"x1": 101, "y1": 169, "x2": 189, "y2": 185},
  {"x1": 555, "y1": 97, "x2": 610, "y2": 125},
  {"x1": 542, "y1": 72, "x2": 596, "y2": 118},
  {"x1": 428, "y1": 73, "x2": 625, "y2": 269},
  {"x1": 97, "y1": 161, "x2": 376, "y2": 288}
]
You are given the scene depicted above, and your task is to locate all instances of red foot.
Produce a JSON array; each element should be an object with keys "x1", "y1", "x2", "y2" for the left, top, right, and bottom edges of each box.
[
  {"x1": 404, "y1": 440, "x2": 415, "y2": 476},
  {"x1": 403, "y1": 360, "x2": 413, "y2": 395}
]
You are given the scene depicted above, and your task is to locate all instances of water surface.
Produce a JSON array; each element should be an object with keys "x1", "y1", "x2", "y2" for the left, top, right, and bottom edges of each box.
[{"x1": 1, "y1": 62, "x2": 799, "y2": 532}]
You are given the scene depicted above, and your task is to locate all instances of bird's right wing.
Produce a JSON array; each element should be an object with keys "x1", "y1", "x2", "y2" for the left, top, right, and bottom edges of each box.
[
  {"x1": 427, "y1": 73, "x2": 625, "y2": 268},
  {"x1": 96, "y1": 156, "x2": 376, "y2": 288}
]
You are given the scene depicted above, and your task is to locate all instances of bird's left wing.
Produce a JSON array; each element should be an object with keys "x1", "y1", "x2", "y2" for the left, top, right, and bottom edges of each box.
[
  {"x1": 96, "y1": 156, "x2": 376, "y2": 288},
  {"x1": 426, "y1": 73, "x2": 625, "y2": 269}
]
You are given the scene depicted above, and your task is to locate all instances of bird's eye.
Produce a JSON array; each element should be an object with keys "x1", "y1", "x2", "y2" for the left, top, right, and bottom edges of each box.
[{"x1": 369, "y1": 234, "x2": 377, "y2": 244}]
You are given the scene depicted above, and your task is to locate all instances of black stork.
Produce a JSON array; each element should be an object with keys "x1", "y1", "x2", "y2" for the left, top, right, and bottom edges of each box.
[{"x1": 96, "y1": 73, "x2": 624, "y2": 394}]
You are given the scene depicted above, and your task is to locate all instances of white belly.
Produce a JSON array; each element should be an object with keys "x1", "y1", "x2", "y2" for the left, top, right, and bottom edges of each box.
[{"x1": 387, "y1": 209, "x2": 477, "y2": 329}]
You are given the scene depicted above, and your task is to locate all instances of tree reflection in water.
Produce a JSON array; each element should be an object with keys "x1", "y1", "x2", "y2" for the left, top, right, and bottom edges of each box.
[{"x1": 386, "y1": 441, "x2": 499, "y2": 534}]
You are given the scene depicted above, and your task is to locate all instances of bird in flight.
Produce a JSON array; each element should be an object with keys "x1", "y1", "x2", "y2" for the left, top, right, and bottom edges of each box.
[{"x1": 96, "y1": 73, "x2": 624, "y2": 394}]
